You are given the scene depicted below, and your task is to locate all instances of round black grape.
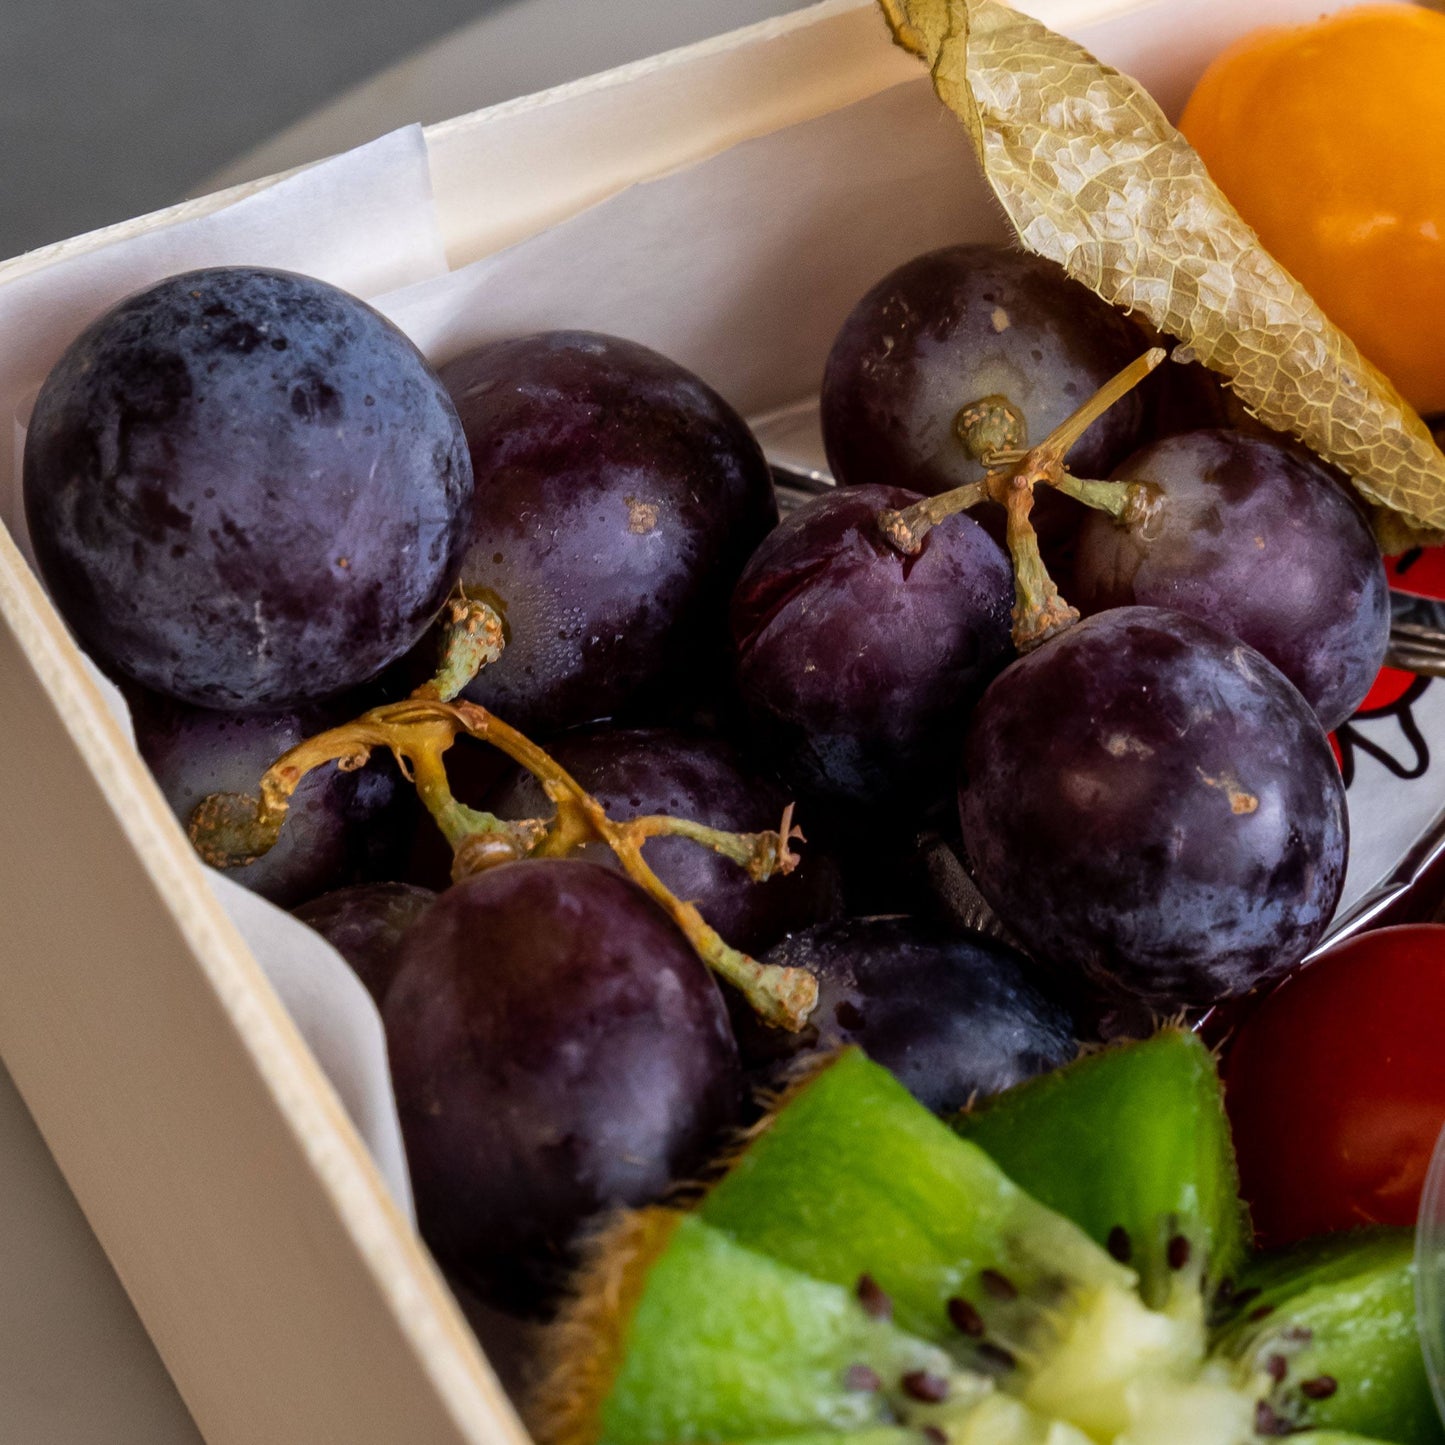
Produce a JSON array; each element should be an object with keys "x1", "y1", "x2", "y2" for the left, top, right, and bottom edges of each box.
[
  {"x1": 24, "y1": 267, "x2": 472, "y2": 710},
  {"x1": 437, "y1": 331, "x2": 777, "y2": 736},
  {"x1": 129, "y1": 688, "x2": 407, "y2": 909},
  {"x1": 959, "y1": 608, "x2": 1348, "y2": 1006},
  {"x1": 483, "y1": 727, "x2": 842, "y2": 954},
  {"x1": 731, "y1": 483, "x2": 1013, "y2": 815},
  {"x1": 821, "y1": 244, "x2": 1147, "y2": 497},
  {"x1": 736, "y1": 915, "x2": 1076, "y2": 1113},
  {"x1": 292, "y1": 881, "x2": 435, "y2": 1005},
  {"x1": 383, "y1": 858, "x2": 741, "y2": 1311},
  {"x1": 1071, "y1": 429, "x2": 1388, "y2": 730}
]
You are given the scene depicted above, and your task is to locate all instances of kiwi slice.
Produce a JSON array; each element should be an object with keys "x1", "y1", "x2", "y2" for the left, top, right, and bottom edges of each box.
[
  {"x1": 529, "y1": 1210, "x2": 1079, "y2": 1445},
  {"x1": 694, "y1": 1050, "x2": 1259, "y2": 1440},
  {"x1": 953, "y1": 1029, "x2": 1246, "y2": 1311},
  {"x1": 698, "y1": 1050, "x2": 1135, "y2": 1341},
  {"x1": 726, "y1": 1411, "x2": 1094, "y2": 1445},
  {"x1": 1213, "y1": 1229, "x2": 1443, "y2": 1444},
  {"x1": 534, "y1": 1051, "x2": 1432, "y2": 1445}
]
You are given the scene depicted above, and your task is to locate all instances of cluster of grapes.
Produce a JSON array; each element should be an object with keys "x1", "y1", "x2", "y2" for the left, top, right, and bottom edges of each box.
[{"x1": 21, "y1": 244, "x2": 1387, "y2": 1319}]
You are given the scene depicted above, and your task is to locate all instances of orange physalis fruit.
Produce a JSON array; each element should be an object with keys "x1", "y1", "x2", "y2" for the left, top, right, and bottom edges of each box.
[{"x1": 1180, "y1": 4, "x2": 1445, "y2": 416}]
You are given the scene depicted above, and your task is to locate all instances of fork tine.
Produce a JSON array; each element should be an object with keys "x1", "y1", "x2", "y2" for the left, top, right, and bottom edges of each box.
[{"x1": 1387, "y1": 618, "x2": 1445, "y2": 675}]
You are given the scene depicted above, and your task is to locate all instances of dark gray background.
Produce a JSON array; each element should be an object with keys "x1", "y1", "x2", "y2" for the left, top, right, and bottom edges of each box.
[
  {"x1": 2, "y1": 0, "x2": 499, "y2": 258},
  {"x1": 0, "y1": 0, "x2": 815, "y2": 262}
]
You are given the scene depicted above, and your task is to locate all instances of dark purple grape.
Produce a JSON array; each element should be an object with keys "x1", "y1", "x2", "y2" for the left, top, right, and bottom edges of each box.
[
  {"x1": 1071, "y1": 430, "x2": 1388, "y2": 730},
  {"x1": 731, "y1": 483, "x2": 1013, "y2": 815},
  {"x1": 1140, "y1": 355, "x2": 1270, "y2": 444},
  {"x1": 821, "y1": 244, "x2": 1147, "y2": 497},
  {"x1": 24, "y1": 267, "x2": 472, "y2": 710},
  {"x1": 292, "y1": 881, "x2": 435, "y2": 1005},
  {"x1": 911, "y1": 830, "x2": 1163, "y2": 1045},
  {"x1": 737, "y1": 916, "x2": 1076, "y2": 1113},
  {"x1": 129, "y1": 689, "x2": 407, "y2": 909},
  {"x1": 437, "y1": 332, "x2": 777, "y2": 736},
  {"x1": 959, "y1": 608, "x2": 1348, "y2": 1006},
  {"x1": 383, "y1": 858, "x2": 741, "y2": 1310},
  {"x1": 483, "y1": 727, "x2": 842, "y2": 953}
]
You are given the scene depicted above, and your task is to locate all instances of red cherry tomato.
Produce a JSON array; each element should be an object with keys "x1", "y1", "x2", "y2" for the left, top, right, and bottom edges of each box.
[{"x1": 1225, "y1": 924, "x2": 1445, "y2": 1249}]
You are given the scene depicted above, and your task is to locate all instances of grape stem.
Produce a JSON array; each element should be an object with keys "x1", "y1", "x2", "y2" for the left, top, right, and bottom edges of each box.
[
  {"x1": 189, "y1": 695, "x2": 817, "y2": 1032},
  {"x1": 411, "y1": 593, "x2": 506, "y2": 703},
  {"x1": 877, "y1": 347, "x2": 1167, "y2": 651},
  {"x1": 1003, "y1": 470, "x2": 1078, "y2": 650}
]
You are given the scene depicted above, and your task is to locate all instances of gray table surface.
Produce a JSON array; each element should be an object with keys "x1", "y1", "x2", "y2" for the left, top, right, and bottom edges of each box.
[{"x1": 0, "y1": 0, "x2": 806, "y2": 1439}]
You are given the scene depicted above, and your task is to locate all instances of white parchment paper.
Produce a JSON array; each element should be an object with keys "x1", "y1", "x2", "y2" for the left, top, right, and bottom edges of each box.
[{"x1": 0, "y1": 127, "x2": 449, "y2": 1216}]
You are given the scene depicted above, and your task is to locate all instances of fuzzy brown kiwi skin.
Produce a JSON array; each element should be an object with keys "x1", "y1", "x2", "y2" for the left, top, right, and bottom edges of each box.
[
  {"x1": 526, "y1": 1211, "x2": 681, "y2": 1445},
  {"x1": 528, "y1": 1055, "x2": 842, "y2": 1440},
  {"x1": 527, "y1": 1057, "x2": 841, "y2": 1443}
]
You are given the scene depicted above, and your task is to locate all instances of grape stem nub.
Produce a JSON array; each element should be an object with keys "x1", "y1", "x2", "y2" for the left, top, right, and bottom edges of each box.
[{"x1": 412, "y1": 593, "x2": 506, "y2": 703}]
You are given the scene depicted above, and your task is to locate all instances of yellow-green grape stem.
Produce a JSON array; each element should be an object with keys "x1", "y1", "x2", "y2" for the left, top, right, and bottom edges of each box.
[
  {"x1": 190, "y1": 690, "x2": 818, "y2": 1031},
  {"x1": 877, "y1": 349, "x2": 1167, "y2": 555},
  {"x1": 1032, "y1": 347, "x2": 1166, "y2": 461},
  {"x1": 188, "y1": 719, "x2": 382, "y2": 866},
  {"x1": 606, "y1": 829, "x2": 818, "y2": 1031},
  {"x1": 955, "y1": 393, "x2": 1026, "y2": 461},
  {"x1": 626, "y1": 804, "x2": 802, "y2": 883},
  {"x1": 407, "y1": 739, "x2": 542, "y2": 877},
  {"x1": 1004, "y1": 475, "x2": 1079, "y2": 652},
  {"x1": 878, "y1": 481, "x2": 990, "y2": 554},
  {"x1": 187, "y1": 790, "x2": 283, "y2": 868},
  {"x1": 448, "y1": 702, "x2": 817, "y2": 1031},
  {"x1": 412, "y1": 594, "x2": 506, "y2": 703},
  {"x1": 1052, "y1": 473, "x2": 1159, "y2": 524}
]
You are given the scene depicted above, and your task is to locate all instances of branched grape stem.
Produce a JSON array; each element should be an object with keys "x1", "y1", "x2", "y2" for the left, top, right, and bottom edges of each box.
[
  {"x1": 877, "y1": 348, "x2": 1167, "y2": 650},
  {"x1": 189, "y1": 696, "x2": 817, "y2": 1030}
]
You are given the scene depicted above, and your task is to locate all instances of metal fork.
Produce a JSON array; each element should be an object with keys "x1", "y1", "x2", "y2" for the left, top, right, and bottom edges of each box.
[{"x1": 1385, "y1": 615, "x2": 1445, "y2": 676}]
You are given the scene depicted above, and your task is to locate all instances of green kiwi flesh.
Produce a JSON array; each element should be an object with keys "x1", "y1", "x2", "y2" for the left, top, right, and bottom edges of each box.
[
  {"x1": 717, "y1": 1433, "x2": 928, "y2": 1445},
  {"x1": 695, "y1": 1051, "x2": 1259, "y2": 1440},
  {"x1": 953, "y1": 1029, "x2": 1246, "y2": 1311},
  {"x1": 698, "y1": 1050, "x2": 1135, "y2": 1346},
  {"x1": 532, "y1": 1051, "x2": 1434, "y2": 1445},
  {"x1": 723, "y1": 1405, "x2": 1097, "y2": 1445},
  {"x1": 1289, "y1": 1437, "x2": 1417, "y2": 1444},
  {"x1": 1212, "y1": 1229, "x2": 1443, "y2": 1444},
  {"x1": 530, "y1": 1210, "x2": 1076, "y2": 1445}
]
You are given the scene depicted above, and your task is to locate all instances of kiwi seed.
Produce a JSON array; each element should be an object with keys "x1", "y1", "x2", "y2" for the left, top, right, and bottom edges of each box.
[
  {"x1": 900, "y1": 1370, "x2": 948, "y2": 1403},
  {"x1": 857, "y1": 1273, "x2": 892, "y2": 1319},
  {"x1": 845, "y1": 1364, "x2": 882, "y2": 1392},
  {"x1": 979, "y1": 1268, "x2": 1018, "y2": 1300},
  {"x1": 976, "y1": 1342, "x2": 1016, "y2": 1373},
  {"x1": 946, "y1": 1297, "x2": 985, "y2": 1337}
]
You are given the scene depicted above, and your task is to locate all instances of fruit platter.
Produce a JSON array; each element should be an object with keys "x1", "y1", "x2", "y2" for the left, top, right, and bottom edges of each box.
[{"x1": 2, "y1": 0, "x2": 1445, "y2": 1442}]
